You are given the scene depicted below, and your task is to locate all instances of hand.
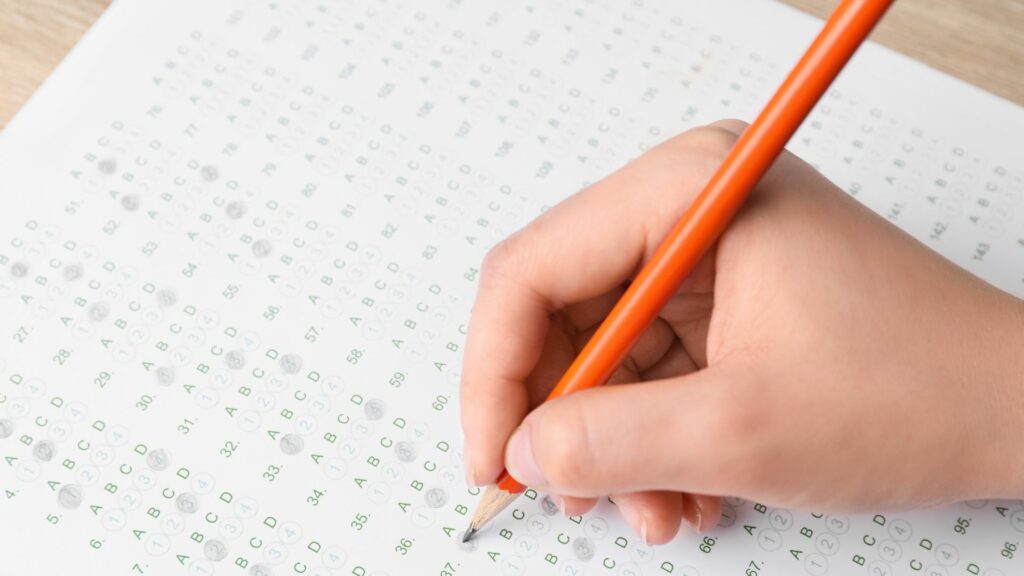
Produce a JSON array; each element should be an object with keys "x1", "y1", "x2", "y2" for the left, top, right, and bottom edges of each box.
[{"x1": 459, "y1": 119, "x2": 1024, "y2": 544}]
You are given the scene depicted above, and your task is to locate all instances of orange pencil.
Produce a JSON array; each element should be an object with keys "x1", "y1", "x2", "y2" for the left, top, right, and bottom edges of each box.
[{"x1": 465, "y1": 0, "x2": 896, "y2": 541}]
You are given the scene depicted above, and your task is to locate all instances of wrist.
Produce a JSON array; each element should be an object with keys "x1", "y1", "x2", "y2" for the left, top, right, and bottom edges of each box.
[{"x1": 974, "y1": 290, "x2": 1024, "y2": 499}]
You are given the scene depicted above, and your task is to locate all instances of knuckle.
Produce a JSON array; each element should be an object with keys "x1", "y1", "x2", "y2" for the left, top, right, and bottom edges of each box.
[
  {"x1": 479, "y1": 229, "x2": 533, "y2": 284},
  {"x1": 707, "y1": 118, "x2": 750, "y2": 135},
  {"x1": 688, "y1": 124, "x2": 742, "y2": 157},
  {"x1": 480, "y1": 237, "x2": 514, "y2": 279},
  {"x1": 653, "y1": 124, "x2": 741, "y2": 168}
]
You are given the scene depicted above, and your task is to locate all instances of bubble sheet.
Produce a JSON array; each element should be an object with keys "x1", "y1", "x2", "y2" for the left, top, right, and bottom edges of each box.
[{"x1": 0, "y1": 0, "x2": 1022, "y2": 574}]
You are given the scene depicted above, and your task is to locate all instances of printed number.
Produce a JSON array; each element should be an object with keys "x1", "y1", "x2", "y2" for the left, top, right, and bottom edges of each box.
[
  {"x1": 351, "y1": 513, "x2": 369, "y2": 530},
  {"x1": 136, "y1": 395, "x2": 154, "y2": 411},
  {"x1": 305, "y1": 326, "x2": 320, "y2": 343},
  {"x1": 307, "y1": 488, "x2": 326, "y2": 506},
  {"x1": 264, "y1": 305, "x2": 280, "y2": 320},
  {"x1": 395, "y1": 538, "x2": 413, "y2": 555},
  {"x1": 432, "y1": 395, "x2": 450, "y2": 411},
  {"x1": 177, "y1": 418, "x2": 194, "y2": 435},
  {"x1": 222, "y1": 284, "x2": 239, "y2": 299},
  {"x1": 422, "y1": 244, "x2": 437, "y2": 259},
  {"x1": 53, "y1": 348, "x2": 72, "y2": 365},
  {"x1": 388, "y1": 372, "x2": 406, "y2": 388},
  {"x1": 698, "y1": 536, "x2": 717, "y2": 554},
  {"x1": 953, "y1": 516, "x2": 970, "y2": 535},
  {"x1": 220, "y1": 441, "x2": 239, "y2": 458},
  {"x1": 94, "y1": 371, "x2": 112, "y2": 388},
  {"x1": 12, "y1": 326, "x2": 28, "y2": 343},
  {"x1": 263, "y1": 464, "x2": 281, "y2": 482},
  {"x1": 1002, "y1": 542, "x2": 1017, "y2": 559},
  {"x1": 346, "y1": 348, "x2": 363, "y2": 364}
]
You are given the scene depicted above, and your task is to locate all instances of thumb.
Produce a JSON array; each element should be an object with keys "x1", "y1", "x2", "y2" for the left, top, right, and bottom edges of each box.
[{"x1": 504, "y1": 366, "x2": 757, "y2": 498}]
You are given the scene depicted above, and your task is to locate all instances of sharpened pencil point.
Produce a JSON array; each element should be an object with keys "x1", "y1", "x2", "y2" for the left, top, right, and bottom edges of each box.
[{"x1": 464, "y1": 484, "x2": 522, "y2": 544}]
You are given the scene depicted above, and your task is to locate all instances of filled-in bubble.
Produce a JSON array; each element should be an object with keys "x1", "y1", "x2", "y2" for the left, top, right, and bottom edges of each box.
[
  {"x1": 176, "y1": 492, "x2": 199, "y2": 514},
  {"x1": 250, "y1": 563, "x2": 274, "y2": 576},
  {"x1": 225, "y1": 201, "x2": 247, "y2": 219},
  {"x1": 155, "y1": 365, "x2": 176, "y2": 386},
  {"x1": 540, "y1": 495, "x2": 560, "y2": 516},
  {"x1": 121, "y1": 194, "x2": 141, "y2": 211},
  {"x1": 58, "y1": 484, "x2": 83, "y2": 508},
  {"x1": 62, "y1": 264, "x2": 84, "y2": 281},
  {"x1": 0, "y1": 418, "x2": 13, "y2": 439},
  {"x1": 200, "y1": 164, "x2": 220, "y2": 181},
  {"x1": 88, "y1": 302, "x2": 111, "y2": 322},
  {"x1": 224, "y1": 349, "x2": 246, "y2": 369},
  {"x1": 97, "y1": 158, "x2": 118, "y2": 174},
  {"x1": 156, "y1": 289, "x2": 178, "y2": 307},
  {"x1": 204, "y1": 538, "x2": 228, "y2": 561},
  {"x1": 572, "y1": 537, "x2": 595, "y2": 561},
  {"x1": 33, "y1": 440, "x2": 56, "y2": 461},
  {"x1": 147, "y1": 448, "x2": 170, "y2": 471},
  {"x1": 280, "y1": 433, "x2": 304, "y2": 455},
  {"x1": 10, "y1": 261, "x2": 29, "y2": 278},
  {"x1": 278, "y1": 353, "x2": 303, "y2": 374},
  {"x1": 364, "y1": 399, "x2": 386, "y2": 420},
  {"x1": 424, "y1": 487, "x2": 448, "y2": 508},
  {"x1": 252, "y1": 239, "x2": 273, "y2": 258},
  {"x1": 394, "y1": 441, "x2": 416, "y2": 463}
]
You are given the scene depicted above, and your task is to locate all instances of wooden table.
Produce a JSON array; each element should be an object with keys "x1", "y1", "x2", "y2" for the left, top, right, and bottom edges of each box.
[{"x1": 1, "y1": 0, "x2": 1022, "y2": 129}]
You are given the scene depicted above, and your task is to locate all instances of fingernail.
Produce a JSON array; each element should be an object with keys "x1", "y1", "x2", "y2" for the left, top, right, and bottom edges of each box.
[
  {"x1": 686, "y1": 505, "x2": 704, "y2": 533},
  {"x1": 616, "y1": 500, "x2": 649, "y2": 545},
  {"x1": 554, "y1": 495, "x2": 567, "y2": 516},
  {"x1": 505, "y1": 425, "x2": 546, "y2": 488}
]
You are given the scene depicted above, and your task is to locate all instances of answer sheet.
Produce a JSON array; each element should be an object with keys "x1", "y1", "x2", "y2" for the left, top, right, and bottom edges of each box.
[{"x1": 1, "y1": 0, "x2": 1022, "y2": 575}]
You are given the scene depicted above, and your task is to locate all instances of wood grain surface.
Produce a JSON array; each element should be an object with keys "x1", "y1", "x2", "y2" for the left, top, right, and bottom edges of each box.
[{"x1": 0, "y1": 0, "x2": 1022, "y2": 129}]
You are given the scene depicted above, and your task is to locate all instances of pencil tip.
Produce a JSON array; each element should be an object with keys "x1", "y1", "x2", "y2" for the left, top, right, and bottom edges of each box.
[{"x1": 462, "y1": 527, "x2": 478, "y2": 543}]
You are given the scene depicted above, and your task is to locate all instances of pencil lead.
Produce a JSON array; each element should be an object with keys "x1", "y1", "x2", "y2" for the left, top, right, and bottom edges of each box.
[{"x1": 462, "y1": 527, "x2": 478, "y2": 543}]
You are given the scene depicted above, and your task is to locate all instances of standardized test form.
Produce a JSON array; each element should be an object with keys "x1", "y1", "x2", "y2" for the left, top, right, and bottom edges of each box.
[{"x1": 0, "y1": 0, "x2": 1022, "y2": 574}]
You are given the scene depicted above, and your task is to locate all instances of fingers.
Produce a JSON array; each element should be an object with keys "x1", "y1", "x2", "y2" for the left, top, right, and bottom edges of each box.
[
  {"x1": 613, "y1": 491, "x2": 684, "y2": 545},
  {"x1": 461, "y1": 120, "x2": 755, "y2": 488},
  {"x1": 571, "y1": 317, "x2": 676, "y2": 379},
  {"x1": 504, "y1": 365, "x2": 761, "y2": 497},
  {"x1": 460, "y1": 158, "x2": 690, "y2": 484},
  {"x1": 682, "y1": 493, "x2": 723, "y2": 533},
  {"x1": 547, "y1": 493, "x2": 599, "y2": 517},
  {"x1": 640, "y1": 337, "x2": 698, "y2": 381},
  {"x1": 548, "y1": 491, "x2": 721, "y2": 544}
]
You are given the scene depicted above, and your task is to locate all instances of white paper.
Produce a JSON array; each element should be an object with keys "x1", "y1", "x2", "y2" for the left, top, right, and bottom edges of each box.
[{"x1": 1, "y1": 0, "x2": 1022, "y2": 575}]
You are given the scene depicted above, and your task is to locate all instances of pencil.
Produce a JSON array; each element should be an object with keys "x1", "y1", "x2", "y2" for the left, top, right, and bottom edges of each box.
[{"x1": 464, "y1": 0, "x2": 896, "y2": 542}]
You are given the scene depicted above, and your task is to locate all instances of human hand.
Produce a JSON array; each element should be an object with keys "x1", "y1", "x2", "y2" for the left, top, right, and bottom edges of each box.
[{"x1": 460, "y1": 120, "x2": 1024, "y2": 544}]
